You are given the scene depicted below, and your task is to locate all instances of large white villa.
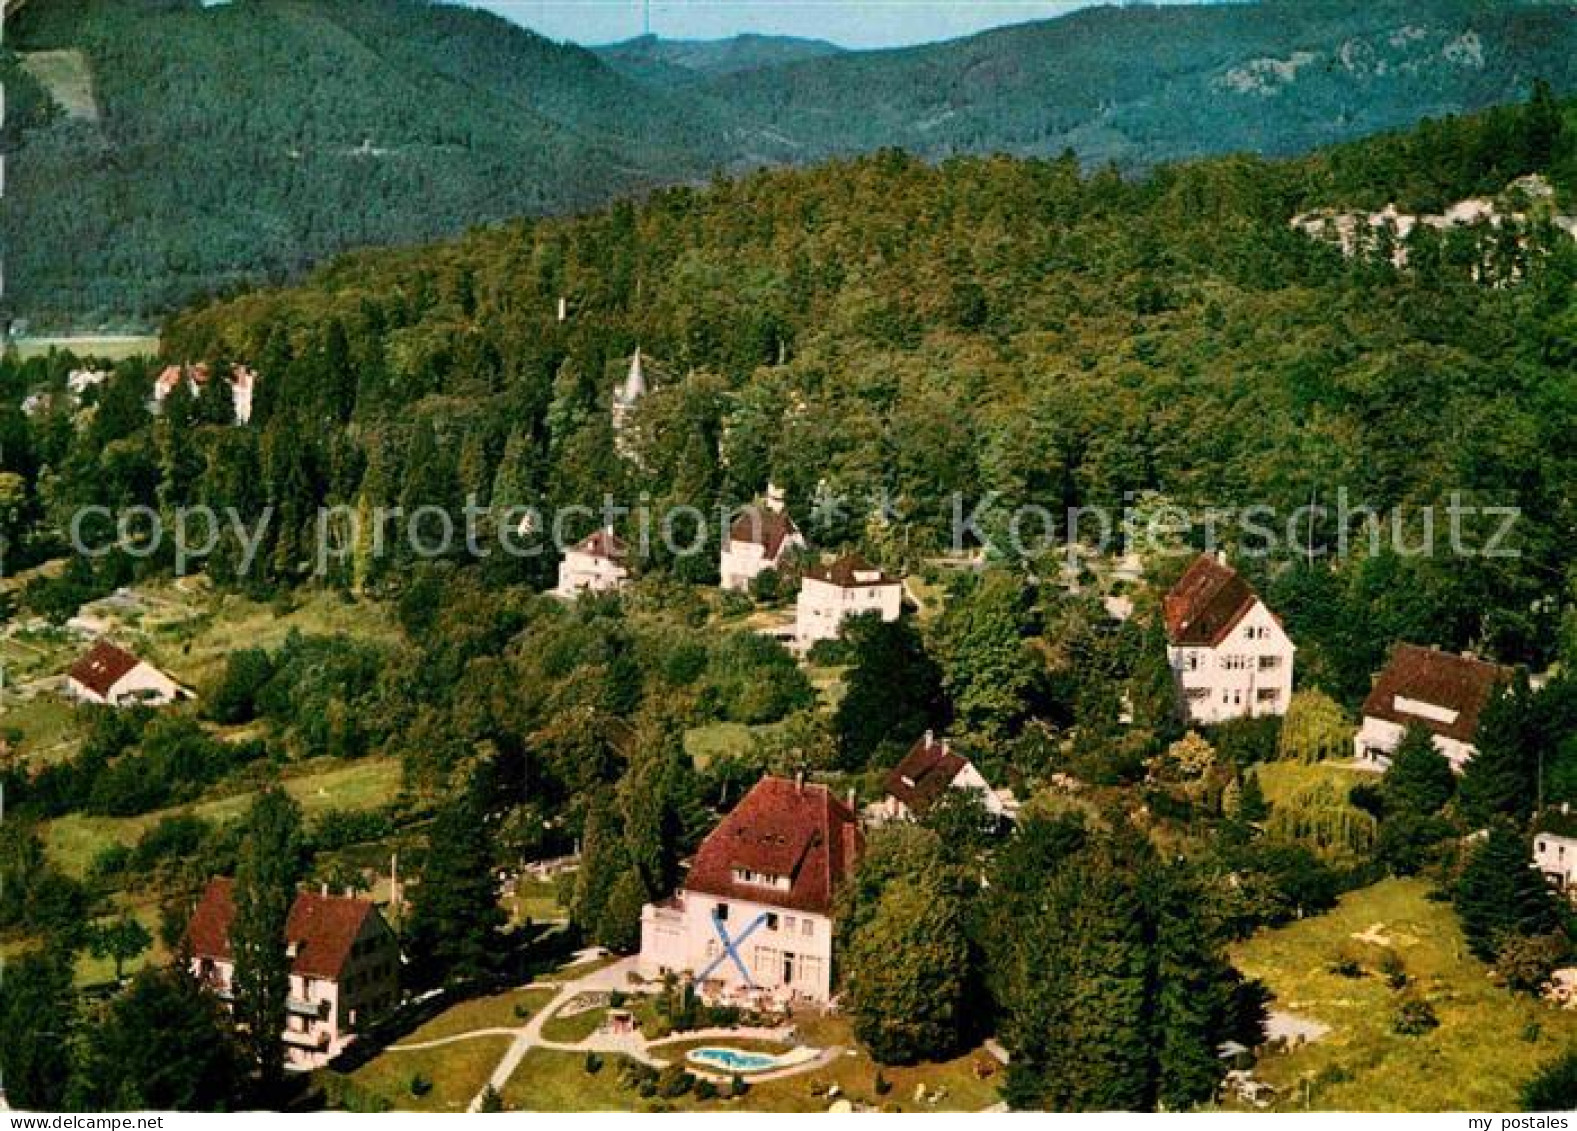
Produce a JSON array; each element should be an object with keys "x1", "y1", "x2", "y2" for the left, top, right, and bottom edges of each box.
[
  {"x1": 1353, "y1": 643, "x2": 1510, "y2": 773},
  {"x1": 719, "y1": 487, "x2": 805, "y2": 592},
  {"x1": 639, "y1": 775, "x2": 863, "y2": 1005},
  {"x1": 794, "y1": 553, "x2": 901, "y2": 648},
  {"x1": 556, "y1": 527, "x2": 630, "y2": 598},
  {"x1": 1163, "y1": 553, "x2": 1295, "y2": 725}
]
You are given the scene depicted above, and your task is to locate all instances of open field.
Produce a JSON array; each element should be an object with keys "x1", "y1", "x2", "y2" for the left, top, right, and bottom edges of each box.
[
  {"x1": 1255, "y1": 759, "x2": 1372, "y2": 807},
  {"x1": 8, "y1": 334, "x2": 157, "y2": 360},
  {"x1": 345, "y1": 1034, "x2": 511, "y2": 1113},
  {"x1": 17, "y1": 50, "x2": 99, "y2": 121},
  {"x1": 1230, "y1": 876, "x2": 1577, "y2": 1111},
  {"x1": 0, "y1": 695, "x2": 81, "y2": 765},
  {"x1": 401, "y1": 986, "x2": 555, "y2": 1045},
  {"x1": 46, "y1": 756, "x2": 404, "y2": 876}
]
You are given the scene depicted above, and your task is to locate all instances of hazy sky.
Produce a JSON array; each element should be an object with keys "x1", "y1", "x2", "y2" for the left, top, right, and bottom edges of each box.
[{"x1": 468, "y1": 1, "x2": 1135, "y2": 49}]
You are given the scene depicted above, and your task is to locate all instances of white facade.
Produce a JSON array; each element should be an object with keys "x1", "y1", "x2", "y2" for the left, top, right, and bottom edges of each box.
[
  {"x1": 1534, "y1": 833, "x2": 1577, "y2": 895},
  {"x1": 872, "y1": 760, "x2": 1007, "y2": 824},
  {"x1": 67, "y1": 661, "x2": 187, "y2": 708},
  {"x1": 153, "y1": 364, "x2": 257, "y2": 424},
  {"x1": 1169, "y1": 600, "x2": 1295, "y2": 726},
  {"x1": 640, "y1": 890, "x2": 835, "y2": 1004},
  {"x1": 794, "y1": 568, "x2": 900, "y2": 647},
  {"x1": 556, "y1": 530, "x2": 630, "y2": 598},
  {"x1": 1352, "y1": 715, "x2": 1477, "y2": 774},
  {"x1": 720, "y1": 493, "x2": 805, "y2": 592}
]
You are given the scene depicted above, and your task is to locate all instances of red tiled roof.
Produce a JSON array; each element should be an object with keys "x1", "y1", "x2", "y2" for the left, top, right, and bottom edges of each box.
[
  {"x1": 683, "y1": 776, "x2": 863, "y2": 915},
  {"x1": 67, "y1": 640, "x2": 142, "y2": 698},
  {"x1": 1361, "y1": 643, "x2": 1512, "y2": 745},
  {"x1": 184, "y1": 878, "x2": 383, "y2": 980},
  {"x1": 801, "y1": 553, "x2": 897, "y2": 590},
  {"x1": 726, "y1": 506, "x2": 800, "y2": 561},
  {"x1": 156, "y1": 363, "x2": 256, "y2": 396},
  {"x1": 884, "y1": 732, "x2": 969, "y2": 813},
  {"x1": 1163, "y1": 554, "x2": 1260, "y2": 647},
  {"x1": 573, "y1": 527, "x2": 627, "y2": 561}
]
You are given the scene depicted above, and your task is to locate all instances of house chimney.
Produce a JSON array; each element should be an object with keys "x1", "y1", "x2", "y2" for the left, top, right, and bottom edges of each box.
[
  {"x1": 795, "y1": 770, "x2": 804, "y2": 793},
  {"x1": 320, "y1": 883, "x2": 329, "y2": 897},
  {"x1": 924, "y1": 728, "x2": 933, "y2": 747},
  {"x1": 1216, "y1": 549, "x2": 1228, "y2": 566},
  {"x1": 765, "y1": 483, "x2": 786, "y2": 514},
  {"x1": 557, "y1": 296, "x2": 568, "y2": 323},
  {"x1": 847, "y1": 787, "x2": 856, "y2": 809}
]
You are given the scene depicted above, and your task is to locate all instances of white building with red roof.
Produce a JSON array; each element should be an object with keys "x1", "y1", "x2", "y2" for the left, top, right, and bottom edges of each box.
[
  {"x1": 65, "y1": 639, "x2": 189, "y2": 707},
  {"x1": 1354, "y1": 643, "x2": 1511, "y2": 772},
  {"x1": 1163, "y1": 553, "x2": 1294, "y2": 725},
  {"x1": 185, "y1": 878, "x2": 400, "y2": 1070},
  {"x1": 639, "y1": 775, "x2": 863, "y2": 1005},
  {"x1": 556, "y1": 526, "x2": 630, "y2": 598},
  {"x1": 871, "y1": 730, "x2": 1013, "y2": 824},
  {"x1": 794, "y1": 553, "x2": 901, "y2": 648},
  {"x1": 153, "y1": 362, "x2": 258, "y2": 424},
  {"x1": 720, "y1": 487, "x2": 806, "y2": 591}
]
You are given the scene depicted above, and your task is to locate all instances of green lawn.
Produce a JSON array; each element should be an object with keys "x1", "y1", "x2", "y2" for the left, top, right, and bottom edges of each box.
[
  {"x1": 344, "y1": 1034, "x2": 511, "y2": 1113},
  {"x1": 18, "y1": 49, "x2": 99, "y2": 120},
  {"x1": 1230, "y1": 876, "x2": 1577, "y2": 1111},
  {"x1": 509, "y1": 877, "x2": 566, "y2": 924},
  {"x1": 539, "y1": 1004, "x2": 611, "y2": 1045},
  {"x1": 500, "y1": 1012, "x2": 1002, "y2": 1112},
  {"x1": 1254, "y1": 759, "x2": 1370, "y2": 807},
  {"x1": 401, "y1": 987, "x2": 555, "y2": 1044},
  {"x1": 9, "y1": 334, "x2": 157, "y2": 360},
  {"x1": 46, "y1": 756, "x2": 404, "y2": 876},
  {"x1": 0, "y1": 695, "x2": 82, "y2": 765}
]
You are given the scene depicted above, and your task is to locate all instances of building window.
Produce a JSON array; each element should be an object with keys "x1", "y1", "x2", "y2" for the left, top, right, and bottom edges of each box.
[
  {"x1": 1221, "y1": 655, "x2": 1250, "y2": 671},
  {"x1": 1185, "y1": 687, "x2": 1208, "y2": 702},
  {"x1": 802, "y1": 919, "x2": 814, "y2": 938},
  {"x1": 714, "y1": 903, "x2": 729, "y2": 922},
  {"x1": 784, "y1": 916, "x2": 796, "y2": 934},
  {"x1": 1258, "y1": 655, "x2": 1281, "y2": 670},
  {"x1": 765, "y1": 913, "x2": 779, "y2": 931},
  {"x1": 1256, "y1": 688, "x2": 1279, "y2": 703}
]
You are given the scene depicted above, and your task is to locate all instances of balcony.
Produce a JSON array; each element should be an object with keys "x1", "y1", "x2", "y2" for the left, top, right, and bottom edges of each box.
[{"x1": 286, "y1": 996, "x2": 328, "y2": 1019}]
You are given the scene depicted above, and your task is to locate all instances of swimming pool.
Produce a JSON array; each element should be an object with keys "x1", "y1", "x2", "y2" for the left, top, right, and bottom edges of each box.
[{"x1": 685, "y1": 1046, "x2": 818, "y2": 1074}]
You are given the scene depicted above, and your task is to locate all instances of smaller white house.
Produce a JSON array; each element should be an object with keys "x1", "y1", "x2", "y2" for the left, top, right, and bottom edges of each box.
[
  {"x1": 556, "y1": 526, "x2": 630, "y2": 598},
  {"x1": 1164, "y1": 553, "x2": 1295, "y2": 725},
  {"x1": 794, "y1": 554, "x2": 901, "y2": 647},
  {"x1": 1353, "y1": 644, "x2": 1510, "y2": 773},
  {"x1": 153, "y1": 363, "x2": 258, "y2": 424},
  {"x1": 869, "y1": 731, "x2": 1014, "y2": 825},
  {"x1": 720, "y1": 487, "x2": 805, "y2": 592},
  {"x1": 66, "y1": 640, "x2": 189, "y2": 707},
  {"x1": 1535, "y1": 827, "x2": 1577, "y2": 897},
  {"x1": 67, "y1": 368, "x2": 110, "y2": 397}
]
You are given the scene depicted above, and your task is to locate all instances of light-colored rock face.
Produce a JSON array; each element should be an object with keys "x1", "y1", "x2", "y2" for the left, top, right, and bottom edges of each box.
[{"x1": 1215, "y1": 24, "x2": 1495, "y2": 96}]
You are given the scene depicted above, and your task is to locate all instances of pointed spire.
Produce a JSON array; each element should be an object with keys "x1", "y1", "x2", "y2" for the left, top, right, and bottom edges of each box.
[{"x1": 618, "y1": 348, "x2": 647, "y2": 406}]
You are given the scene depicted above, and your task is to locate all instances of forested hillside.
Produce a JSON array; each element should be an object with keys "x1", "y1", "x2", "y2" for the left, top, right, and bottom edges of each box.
[
  {"x1": 5, "y1": 0, "x2": 1577, "y2": 326},
  {"x1": 0, "y1": 89, "x2": 1567, "y2": 708}
]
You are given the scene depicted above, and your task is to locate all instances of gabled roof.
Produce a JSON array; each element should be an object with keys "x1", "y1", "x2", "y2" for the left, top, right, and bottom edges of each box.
[
  {"x1": 1162, "y1": 554, "x2": 1261, "y2": 647},
  {"x1": 801, "y1": 553, "x2": 897, "y2": 590},
  {"x1": 571, "y1": 526, "x2": 627, "y2": 561},
  {"x1": 726, "y1": 505, "x2": 801, "y2": 561},
  {"x1": 1361, "y1": 643, "x2": 1511, "y2": 745},
  {"x1": 884, "y1": 731, "x2": 969, "y2": 813},
  {"x1": 683, "y1": 776, "x2": 863, "y2": 915},
  {"x1": 67, "y1": 640, "x2": 143, "y2": 697},
  {"x1": 184, "y1": 878, "x2": 386, "y2": 980}
]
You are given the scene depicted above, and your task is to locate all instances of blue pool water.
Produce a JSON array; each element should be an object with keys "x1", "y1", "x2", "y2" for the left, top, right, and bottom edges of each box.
[{"x1": 686, "y1": 1047, "x2": 780, "y2": 1073}]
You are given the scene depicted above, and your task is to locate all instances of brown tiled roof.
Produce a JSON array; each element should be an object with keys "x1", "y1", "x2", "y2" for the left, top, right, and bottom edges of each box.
[
  {"x1": 184, "y1": 878, "x2": 382, "y2": 980},
  {"x1": 573, "y1": 527, "x2": 627, "y2": 561},
  {"x1": 68, "y1": 640, "x2": 142, "y2": 697},
  {"x1": 884, "y1": 732, "x2": 969, "y2": 813},
  {"x1": 683, "y1": 776, "x2": 863, "y2": 915},
  {"x1": 726, "y1": 506, "x2": 800, "y2": 561},
  {"x1": 1163, "y1": 554, "x2": 1259, "y2": 647},
  {"x1": 801, "y1": 553, "x2": 897, "y2": 590},
  {"x1": 1361, "y1": 643, "x2": 1512, "y2": 745}
]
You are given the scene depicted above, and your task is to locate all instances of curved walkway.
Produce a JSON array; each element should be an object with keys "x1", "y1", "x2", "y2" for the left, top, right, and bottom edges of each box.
[{"x1": 457, "y1": 957, "x2": 827, "y2": 1111}]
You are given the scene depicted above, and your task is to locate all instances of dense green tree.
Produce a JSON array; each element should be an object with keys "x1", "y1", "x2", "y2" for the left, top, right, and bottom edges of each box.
[
  {"x1": 1523, "y1": 1049, "x2": 1577, "y2": 1112},
  {"x1": 1383, "y1": 725, "x2": 1455, "y2": 816},
  {"x1": 230, "y1": 788, "x2": 305, "y2": 1097},
  {"x1": 1455, "y1": 823, "x2": 1563, "y2": 962},
  {"x1": 72, "y1": 966, "x2": 242, "y2": 1111},
  {"x1": 933, "y1": 573, "x2": 1035, "y2": 740},
  {"x1": 0, "y1": 947, "x2": 76, "y2": 1110},
  {"x1": 844, "y1": 873, "x2": 972, "y2": 1065},
  {"x1": 87, "y1": 913, "x2": 154, "y2": 982},
  {"x1": 834, "y1": 614, "x2": 947, "y2": 771},
  {"x1": 1460, "y1": 677, "x2": 1542, "y2": 826},
  {"x1": 406, "y1": 779, "x2": 508, "y2": 987}
]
